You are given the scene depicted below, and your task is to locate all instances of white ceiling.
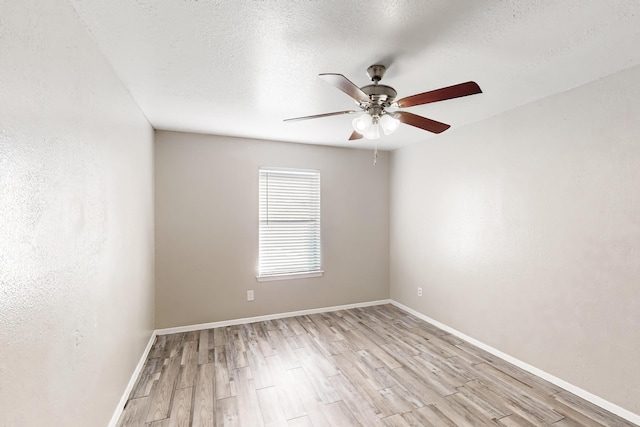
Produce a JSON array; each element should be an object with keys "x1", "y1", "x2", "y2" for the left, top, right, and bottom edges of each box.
[{"x1": 69, "y1": 0, "x2": 640, "y2": 150}]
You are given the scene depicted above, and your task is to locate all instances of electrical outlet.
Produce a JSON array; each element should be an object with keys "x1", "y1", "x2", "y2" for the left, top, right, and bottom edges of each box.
[
  {"x1": 417, "y1": 287, "x2": 422, "y2": 297},
  {"x1": 247, "y1": 290, "x2": 254, "y2": 301}
]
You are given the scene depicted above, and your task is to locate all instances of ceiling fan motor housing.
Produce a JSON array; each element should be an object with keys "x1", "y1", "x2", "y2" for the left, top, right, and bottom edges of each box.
[{"x1": 360, "y1": 84, "x2": 397, "y2": 107}]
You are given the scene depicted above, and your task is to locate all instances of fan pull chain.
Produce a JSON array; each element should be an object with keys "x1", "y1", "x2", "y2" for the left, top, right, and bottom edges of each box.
[{"x1": 373, "y1": 145, "x2": 378, "y2": 166}]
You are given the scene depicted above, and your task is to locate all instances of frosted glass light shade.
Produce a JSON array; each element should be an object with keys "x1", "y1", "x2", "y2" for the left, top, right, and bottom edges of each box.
[
  {"x1": 352, "y1": 114, "x2": 372, "y2": 134},
  {"x1": 363, "y1": 122, "x2": 381, "y2": 140},
  {"x1": 379, "y1": 113, "x2": 400, "y2": 135}
]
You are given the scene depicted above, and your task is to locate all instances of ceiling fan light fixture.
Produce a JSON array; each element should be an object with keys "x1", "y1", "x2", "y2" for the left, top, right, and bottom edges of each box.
[
  {"x1": 352, "y1": 113, "x2": 371, "y2": 134},
  {"x1": 379, "y1": 113, "x2": 400, "y2": 135}
]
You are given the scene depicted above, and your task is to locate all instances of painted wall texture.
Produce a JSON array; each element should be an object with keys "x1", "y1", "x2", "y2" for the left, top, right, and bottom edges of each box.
[
  {"x1": 0, "y1": 1, "x2": 155, "y2": 426},
  {"x1": 390, "y1": 64, "x2": 640, "y2": 414},
  {"x1": 154, "y1": 131, "x2": 389, "y2": 328}
]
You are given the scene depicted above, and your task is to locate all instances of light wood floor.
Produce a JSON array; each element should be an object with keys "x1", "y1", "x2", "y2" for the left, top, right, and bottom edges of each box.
[{"x1": 118, "y1": 304, "x2": 637, "y2": 426}]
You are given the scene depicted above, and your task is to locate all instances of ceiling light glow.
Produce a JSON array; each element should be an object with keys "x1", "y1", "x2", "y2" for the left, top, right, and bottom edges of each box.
[{"x1": 352, "y1": 113, "x2": 398, "y2": 140}]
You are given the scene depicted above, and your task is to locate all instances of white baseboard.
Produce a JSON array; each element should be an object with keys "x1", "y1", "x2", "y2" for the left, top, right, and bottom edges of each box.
[
  {"x1": 155, "y1": 299, "x2": 392, "y2": 335},
  {"x1": 390, "y1": 300, "x2": 640, "y2": 426},
  {"x1": 108, "y1": 330, "x2": 157, "y2": 427}
]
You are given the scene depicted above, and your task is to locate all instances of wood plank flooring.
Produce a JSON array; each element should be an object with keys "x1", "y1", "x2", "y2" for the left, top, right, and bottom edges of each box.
[{"x1": 118, "y1": 304, "x2": 637, "y2": 427}]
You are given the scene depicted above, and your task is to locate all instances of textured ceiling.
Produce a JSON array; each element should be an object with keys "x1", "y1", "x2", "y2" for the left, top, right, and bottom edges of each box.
[{"x1": 69, "y1": 0, "x2": 640, "y2": 150}]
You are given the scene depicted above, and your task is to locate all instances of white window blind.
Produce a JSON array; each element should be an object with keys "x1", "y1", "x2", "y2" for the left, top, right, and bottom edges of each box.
[{"x1": 258, "y1": 168, "x2": 321, "y2": 279}]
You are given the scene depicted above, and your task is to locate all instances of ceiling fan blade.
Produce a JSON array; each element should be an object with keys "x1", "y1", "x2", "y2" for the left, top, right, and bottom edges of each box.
[
  {"x1": 396, "y1": 81, "x2": 482, "y2": 108},
  {"x1": 284, "y1": 110, "x2": 357, "y2": 122},
  {"x1": 396, "y1": 111, "x2": 450, "y2": 134},
  {"x1": 319, "y1": 73, "x2": 369, "y2": 103},
  {"x1": 348, "y1": 131, "x2": 363, "y2": 141}
]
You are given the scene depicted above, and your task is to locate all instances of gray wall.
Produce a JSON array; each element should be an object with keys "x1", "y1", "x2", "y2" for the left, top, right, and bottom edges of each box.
[
  {"x1": 390, "y1": 64, "x2": 640, "y2": 413},
  {"x1": 154, "y1": 131, "x2": 389, "y2": 328},
  {"x1": 0, "y1": 1, "x2": 155, "y2": 425}
]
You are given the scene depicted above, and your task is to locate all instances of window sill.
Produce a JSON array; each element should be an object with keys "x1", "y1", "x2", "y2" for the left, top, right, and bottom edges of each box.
[{"x1": 256, "y1": 270, "x2": 324, "y2": 282}]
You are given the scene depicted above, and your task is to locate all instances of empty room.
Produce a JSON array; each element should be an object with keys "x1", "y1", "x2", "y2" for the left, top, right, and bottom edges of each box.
[{"x1": 1, "y1": 1, "x2": 639, "y2": 426}]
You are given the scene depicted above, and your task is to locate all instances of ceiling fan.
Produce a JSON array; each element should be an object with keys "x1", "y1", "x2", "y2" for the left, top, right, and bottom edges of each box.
[{"x1": 284, "y1": 64, "x2": 482, "y2": 140}]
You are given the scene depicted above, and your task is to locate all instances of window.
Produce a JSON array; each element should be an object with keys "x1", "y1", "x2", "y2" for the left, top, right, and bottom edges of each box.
[{"x1": 258, "y1": 167, "x2": 322, "y2": 281}]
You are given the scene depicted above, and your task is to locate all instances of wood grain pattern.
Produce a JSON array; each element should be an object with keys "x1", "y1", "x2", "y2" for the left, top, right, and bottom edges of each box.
[
  {"x1": 176, "y1": 341, "x2": 198, "y2": 389},
  {"x1": 168, "y1": 387, "x2": 192, "y2": 427},
  {"x1": 118, "y1": 304, "x2": 637, "y2": 426},
  {"x1": 192, "y1": 363, "x2": 214, "y2": 427},
  {"x1": 117, "y1": 397, "x2": 150, "y2": 427},
  {"x1": 146, "y1": 357, "x2": 181, "y2": 422},
  {"x1": 215, "y1": 397, "x2": 239, "y2": 427},
  {"x1": 198, "y1": 330, "x2": 209, "y2": 365},
  {"x1": 235, "y1": 366, "x2": 263, "y2": 426}
]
